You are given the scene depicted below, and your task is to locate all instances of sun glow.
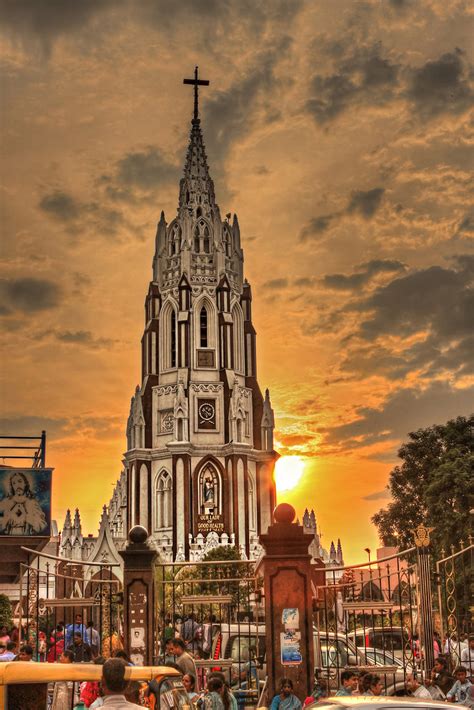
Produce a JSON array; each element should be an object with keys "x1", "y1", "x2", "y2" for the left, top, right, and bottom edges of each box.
[{"x1": 274, "y1": 455, "x2": 305, "y2": 493}]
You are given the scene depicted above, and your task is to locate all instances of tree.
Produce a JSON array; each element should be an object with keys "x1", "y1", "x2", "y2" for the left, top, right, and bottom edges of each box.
[
  {"x1": 0, "y1": 594, "x2": 13, "y2": 629},
  {"x1": 372, "y1": 414, "x2": 474, "y2": 558}
]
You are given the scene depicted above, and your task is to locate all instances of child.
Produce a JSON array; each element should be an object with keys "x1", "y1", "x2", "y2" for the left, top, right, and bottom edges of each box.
[{"x1": 447, "y1": 667, "x2": 472, "y2": 704}]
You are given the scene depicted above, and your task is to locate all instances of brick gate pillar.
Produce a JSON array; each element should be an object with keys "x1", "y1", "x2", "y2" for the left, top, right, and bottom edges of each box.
[
  {"x1": 119, "y1": 525, "x2": 157, "y2": 666},
  {"x1": 256, "y1": 503, "x2": 315, "y2": 703}
]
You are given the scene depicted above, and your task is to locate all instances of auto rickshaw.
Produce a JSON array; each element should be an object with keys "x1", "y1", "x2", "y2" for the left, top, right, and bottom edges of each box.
[{"x1": 0, "y1": 661, "x2": 189, "y2": 710}]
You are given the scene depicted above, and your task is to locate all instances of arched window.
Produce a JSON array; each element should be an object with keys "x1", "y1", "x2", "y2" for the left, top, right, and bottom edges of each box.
[
  {"x1": 193, "y1": 220, "x2": 211, "y2": 254},
  {"x1": 200, "y1": 306, "x2": 208, "y2": 347},
  {"x1": 170, "y1": 310, "x2": 177, "y2": 368},
  {"x1": 156, "y1": 471, "x2": 172, "y2": 529},
  {"x1": 223, "y1": 226, "x2": 232, "y2": 257},
  {"x1": 231, "y1": 303, "x2": 244, "y2": 373},
  {"x1": 248, "y1": 475, "x2": 256, "y2": 530}
]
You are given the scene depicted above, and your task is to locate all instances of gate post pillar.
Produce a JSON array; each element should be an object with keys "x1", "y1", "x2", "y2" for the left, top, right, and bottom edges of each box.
[
  {"x1": 414, "y1": 525, "x2": 435, "y2": 677},
  {"x1": 256, "y1": 503, "x2": 315, "y2": 703},
  {"x1": 119, "y1": 525, "x2": 157, "y2": 666}
]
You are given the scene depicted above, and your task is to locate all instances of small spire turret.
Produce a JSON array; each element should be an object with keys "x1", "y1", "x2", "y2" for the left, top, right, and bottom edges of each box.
[{"x1": 261, "y1": 388, "x2": 275, "y2": 451}]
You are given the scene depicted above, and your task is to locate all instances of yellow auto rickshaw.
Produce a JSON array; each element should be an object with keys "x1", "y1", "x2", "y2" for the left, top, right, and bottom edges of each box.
[{"x1": 0, "y1": 661, "x2": 188, "y2": 710}]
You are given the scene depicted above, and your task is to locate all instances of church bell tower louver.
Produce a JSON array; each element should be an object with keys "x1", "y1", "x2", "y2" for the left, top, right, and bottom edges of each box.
[{"x1": 125, "y1": 68, "x2": 277, "y2": 561}]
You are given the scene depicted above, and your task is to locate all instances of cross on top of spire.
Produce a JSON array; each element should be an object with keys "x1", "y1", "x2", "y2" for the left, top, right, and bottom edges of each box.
[{"x1": 183, "y1": 66, "x2": 210, "y2": 121}]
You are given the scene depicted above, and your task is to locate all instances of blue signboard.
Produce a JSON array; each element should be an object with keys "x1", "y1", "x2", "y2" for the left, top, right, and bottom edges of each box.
[{"x1": 0, "y1": 467, "x2": 52, "y2": 536}]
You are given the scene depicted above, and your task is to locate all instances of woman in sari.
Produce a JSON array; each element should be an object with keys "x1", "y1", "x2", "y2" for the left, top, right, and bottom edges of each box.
[{"x1": 270, "y1": 679, "x2": 302, "y2": 710}]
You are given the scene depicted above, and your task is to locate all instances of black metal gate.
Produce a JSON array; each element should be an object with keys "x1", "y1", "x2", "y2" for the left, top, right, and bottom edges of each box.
[
  {"x1": 18, "y1": 547, "x2": 123, "y2": 661},
  {"x1": 155, "y1": 558, "x2": 264, "y2": 703},
  {"x1": 314, "y1": 545, "x2": 420, "y2": 695},
  {"x1": 436, "y1": 538, "x2": 473, "y2": 673}
]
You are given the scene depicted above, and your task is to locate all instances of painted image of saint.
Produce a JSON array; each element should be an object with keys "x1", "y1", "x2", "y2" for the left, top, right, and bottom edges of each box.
[{"x1": 0, "y1": 471, "x2": 47, "y2": 535}]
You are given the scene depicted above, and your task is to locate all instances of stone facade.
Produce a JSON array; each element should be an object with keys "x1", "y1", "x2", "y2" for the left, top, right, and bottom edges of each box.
[{"x1": 121, "y1": 102, "x2": 277, "y2": 562}]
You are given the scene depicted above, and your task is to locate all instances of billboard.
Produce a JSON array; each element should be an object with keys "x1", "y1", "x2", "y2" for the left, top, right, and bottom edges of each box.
[{"x1": 0, "y1": 467, "x2": 52, "y2": 536}]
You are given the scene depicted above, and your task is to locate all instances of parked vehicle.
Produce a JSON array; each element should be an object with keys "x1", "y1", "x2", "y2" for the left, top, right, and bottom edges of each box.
[
  {"x1": 346, "y1": 627, "x2": 411, "y2": 661},
  {"x1": 0, "y1": 661, "x2": 186, "y2": 710},
  {"x1": 211, "y1": 624, "x2": 411, "y2": 696},
  {"x1": 304, "y1": 696, "x2": 457, "y2": 710}
]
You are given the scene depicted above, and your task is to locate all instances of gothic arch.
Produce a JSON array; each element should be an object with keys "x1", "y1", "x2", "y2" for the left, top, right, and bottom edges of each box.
[
  {"x1": 231, "y1": 301, "x2": 244, "y2": 373},
  {"x1": 223, "y1": 224, "x2": 233, "y2": 257},
  {"x1": 248, "y1": 471, "x2": 256, "y2": 532},
  {"x1": 139, "y1": 463, "x2": 148, "y2": 528},
  {"x1": 155, "y1": 469, "x2": 172, "y2": 530},
  {"x1": 130, "y1": 464, "x2": 136, "y2": 527},
  {"x1": 194, "y1": 456, "x2": 225, "y2": 518},
  {"x1": 168, "y1": 221, "x2": 181, "y2": 256},
  {"x1": 193, "y1": 295, "x2": 217, "y2": 359},
  {"x1": 159, "y1": 298, "x2": 178, "y2": 370},
  {"x1": 193, "y1": 218, "x2": 212, "y2": 254}
]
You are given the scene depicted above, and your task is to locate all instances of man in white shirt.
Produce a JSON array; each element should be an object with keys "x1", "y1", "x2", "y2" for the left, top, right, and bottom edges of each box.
[
  {"x1": 406, "y1": 674, "x2": 431, "y2": 699},
  {"x1": 101, "y1": 658, "x2": 138, "y2": 709},
  {"x1": 461, "y1": 636, "x2": 474, "y2": 670}
]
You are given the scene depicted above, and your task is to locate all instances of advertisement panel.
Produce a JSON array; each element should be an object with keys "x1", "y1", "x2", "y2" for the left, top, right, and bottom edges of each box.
[{"x1": 0, "y1": 467, "x2": 52, "y2": 536}]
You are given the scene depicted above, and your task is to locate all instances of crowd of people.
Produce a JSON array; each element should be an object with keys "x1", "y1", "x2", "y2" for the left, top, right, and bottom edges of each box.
[
  {"x1": 1, "y1": 616, "x2": 474, "y2": 709},
  {"x1": 318, "y1": 655, "x2": 474, "y2": 708}
]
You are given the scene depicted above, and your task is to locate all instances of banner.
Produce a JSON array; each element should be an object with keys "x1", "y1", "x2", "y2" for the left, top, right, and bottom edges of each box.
[{"x1": 0, "y1": 467, "x2": 52, "y2": 536}]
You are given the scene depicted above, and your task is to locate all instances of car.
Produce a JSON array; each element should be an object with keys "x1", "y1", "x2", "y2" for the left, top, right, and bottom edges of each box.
[
  {"x1": 315, "y1": 633, "x2": 410, "y2": 696},
  {"x1": 346, "y1": 628, "x2": 412, "y2": 662},
  {"x1": 303, "y1": 696, "x2": 459, "y2": 710},
  {"x1": 210, "y1": 624, "x2": 411, "y2": 697},
  {"x1": 0, "y1": 661, "x2": 187, "y2": 710}
]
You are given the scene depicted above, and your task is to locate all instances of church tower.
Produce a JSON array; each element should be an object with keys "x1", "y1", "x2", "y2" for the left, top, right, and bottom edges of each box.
[{"x1": 125, "y1": 69, "x2": 277, "y2": 561}]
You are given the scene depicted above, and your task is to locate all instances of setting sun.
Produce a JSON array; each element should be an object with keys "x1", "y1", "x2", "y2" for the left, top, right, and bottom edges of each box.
[{"x1": 274, "y1": 455, "x2": 305, "y2": 493}]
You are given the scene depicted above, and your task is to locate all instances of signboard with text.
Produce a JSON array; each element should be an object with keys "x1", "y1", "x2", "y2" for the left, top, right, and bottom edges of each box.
[{"x1": 197, "y1": 513, "x2": 224, "y2": 533}]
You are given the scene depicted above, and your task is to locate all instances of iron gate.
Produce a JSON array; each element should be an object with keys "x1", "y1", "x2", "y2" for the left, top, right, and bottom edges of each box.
[
  {"x1": 18, "y1": 547, "x2": 123, "y2": 661},
  {"x1": 436, "y1": 537, "x2": 473, "y2": 673},
  {"x1": 313, "y1": 546, "x2": 419, "y2": 695},
  {"x1": 155, "y1": 558, "x2": 264, "y2": 701}
]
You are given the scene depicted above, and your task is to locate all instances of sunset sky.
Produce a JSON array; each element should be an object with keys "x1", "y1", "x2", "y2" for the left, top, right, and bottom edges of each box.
[{"x1": 1, "y1": 0, "x2": 473, "y2": 564}]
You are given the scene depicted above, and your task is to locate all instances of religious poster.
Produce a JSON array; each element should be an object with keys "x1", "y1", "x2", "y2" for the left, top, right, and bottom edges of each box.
[
  {"x1": 0, "y1": 467, "x2": 52, "y2": 536},
  {"x1": 282, "y1": 608, "x2": 299, "y2": 629},
  {"x1": 280, "y1": 629, "x2": 302, "y2": 665}
]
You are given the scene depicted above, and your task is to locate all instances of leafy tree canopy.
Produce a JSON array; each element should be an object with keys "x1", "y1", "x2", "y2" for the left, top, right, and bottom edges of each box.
[{"x1": 372, "y1": 414, "x2": 474, "y2": 557}]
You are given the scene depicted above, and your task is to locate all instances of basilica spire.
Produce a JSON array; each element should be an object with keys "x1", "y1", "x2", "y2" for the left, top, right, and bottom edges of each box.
[
  {"x1": 178, "y1": 112, "x2": 217, "y2": 217},
  {"x1": 179, "y1": 67, "x2": 218, "y2": 220}
]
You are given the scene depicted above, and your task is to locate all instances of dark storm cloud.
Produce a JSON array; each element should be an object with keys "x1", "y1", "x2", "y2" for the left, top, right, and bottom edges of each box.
[
  {"x1": 406, "y1": 49, "x2": 473, "y2": 117},
  {"x1": 347, "y1": 188, "x2": 385, "y2": 218},
  {"x1": 38, "y1": 189, "x2": 133, "y2": 238},
  {"x1": 53, "y1": 330, "x2": 115, "y2": 348},
  {"x1": 0, "y1": 0, "x2": 116, "y2": 54},
  {"x1": 262, "y1": 278, "x2": 289, "y2": 290},
  {"x1": 299, "y1": 214, "x2": 338, "y2": 242},
  {"x1": 39, "y1": 191, "x2": 82, "y2": 221},
  {"x1": 0, "y1": 277, "x2": 61, "y2": 313},
  {"x1": 322, "y1": 259, "x2": 406, "y2": 291},
  {"x1": 456, "y1": 213, "x2": 474, "y2": 234},
  {"x1": 203, "y1": 36, "x2": 293, "y2": 194},
  {"x1": 324, "y1": 381, "x2": 474, "y2": 448},
  {"x1": 0, "y1": 414, "x2": 69, "y2": 439},
  {"x1": 111, "y1": 146, "x2": 180, "y2": 192},
  {"x1": 333, "y1": 258, "x2": 473, "y2": 382},
  {"x1": 323, "y1": 259, "x2": 406, "y2": 291},
  {"x1": 306, "y1": 43, "x2": 399, "y2": 125},
  {"x1": 362, "y1": 489, "x2": 390, "y2": 501},
  {"x1": 299, "y1": 187, "x2": 385, "y2": 242},
  {"x1": 355, "y1": 264, "x2": 474, "y2": 340},
  {"x1": 307, "y1": 39, "x2": 472, "y2": 126}
]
